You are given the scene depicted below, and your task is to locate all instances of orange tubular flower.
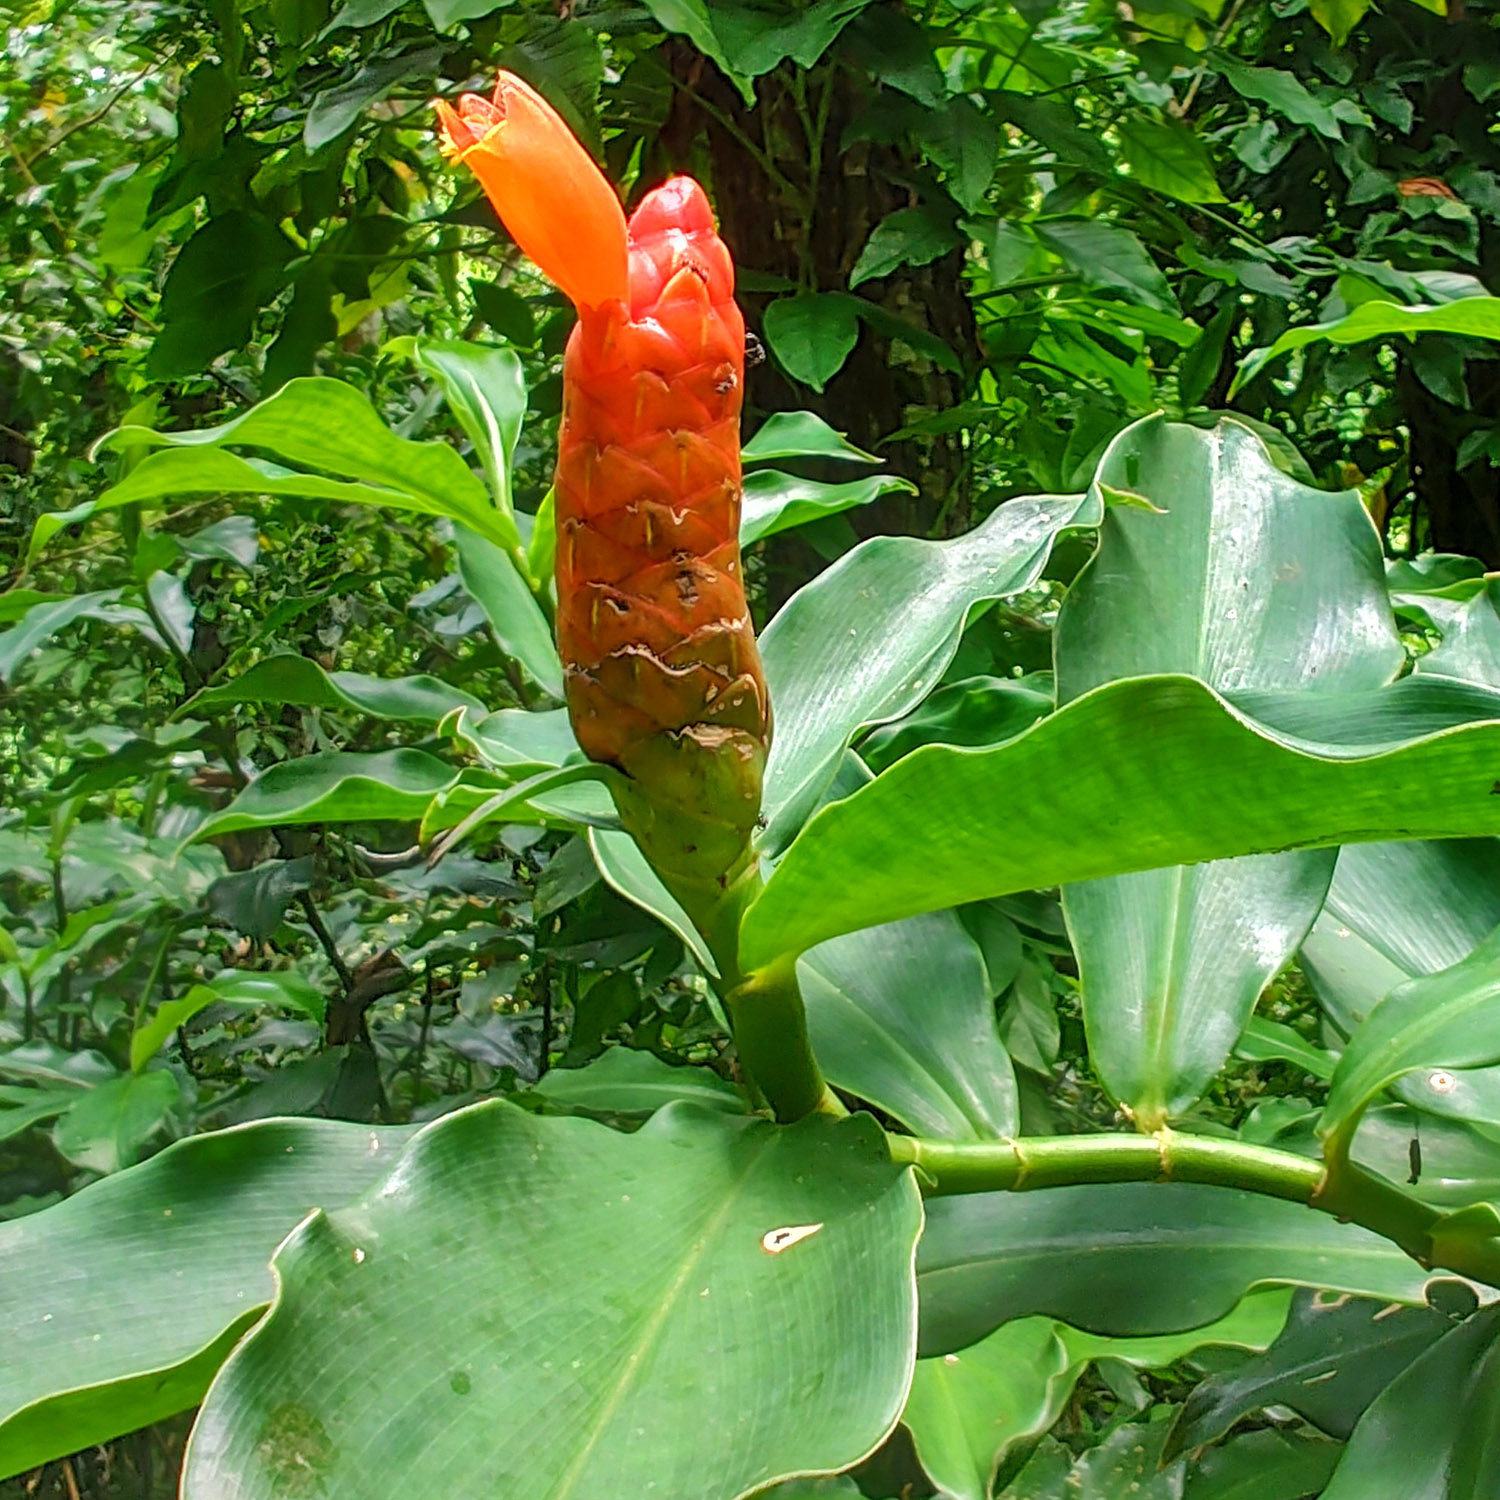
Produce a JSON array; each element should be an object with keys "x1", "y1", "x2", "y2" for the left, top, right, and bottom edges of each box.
[{"x1": 438, "y1": 74, "x2": 771, "y2": 913}]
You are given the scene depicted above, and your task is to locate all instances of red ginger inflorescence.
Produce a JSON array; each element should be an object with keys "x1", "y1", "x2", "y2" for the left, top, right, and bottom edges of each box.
[{"x1": 438, "y1": 75, "x2": 770, "y2": 905}]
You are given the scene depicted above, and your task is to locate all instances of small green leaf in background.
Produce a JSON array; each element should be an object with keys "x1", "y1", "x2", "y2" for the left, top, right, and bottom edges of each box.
[
  {"x1": 1033, "y1": 219, "x2": 1177, "y2": 314},
  {"x1": 763, "y1": 293, "x2": 862, "y2": 392},
  {"x1": 183, "y1": 1102, "x2": 921, "y2": 1500},
  {"x1": 1236, "y1": 298, "x2": 1500, "y2": 391},
  {"x1": 469, "y1": 279, "x2": 536, "y2": 345},
  {"x1": 1185, "y1": 1428, "x2": 1343, "y2": 1500},
  {"x1": 52, "y1": 1071, "x2": 181, "y2": 1175},
  {"x1": 1119, "y1": 117, "x2": 1226, "y2": 204},
  {"x1": 192, "y1": 749, "x2": 458, "y2": 841},
  {"x1": 850, "y1": 207, "x2": 962, "y2": 288},
  {"x1": 742, "y1": 410, "x2": 880, "y2": 465},
  {"x1": 131, "y1": 968, "x2": 325, "y2": 1072},
  {"x1": 191, "y1": 654, "x2": 485, "y2": 723},
  {"x1": 147, "y1": 212, "x2": 290, "y2": 380},
  {"x1": 453, "y1": 526, "x2": 564, "y2": 698},
  {"x1": 1216, "y1": 60, "x2": 1348, "y2": 140}
]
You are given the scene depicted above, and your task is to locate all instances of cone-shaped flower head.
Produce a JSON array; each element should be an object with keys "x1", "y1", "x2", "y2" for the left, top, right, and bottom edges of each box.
[{"x1": 438, "y1": 74, "x2": 770, "y2": 901}]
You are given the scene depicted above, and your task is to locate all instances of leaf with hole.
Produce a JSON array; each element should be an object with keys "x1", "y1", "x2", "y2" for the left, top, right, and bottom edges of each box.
[{"x1": 182, "y1": 1102, "x2": 921, "y2": 1500}]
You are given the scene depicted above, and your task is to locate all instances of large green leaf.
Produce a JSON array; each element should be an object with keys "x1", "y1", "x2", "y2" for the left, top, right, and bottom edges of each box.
[
  {"x1": 759, "y1": 492, "x2": 1097, "y2": 850},
  {"x1": 1320, "y1": 928, "x2": 1500, "y2": 1155},
  {"x1": 183, "y1": 1101, "x2": 922, "y2": 1500},
  {"x1": 192, "y1": 749, "x2": 458, "y2": 840},
  {"x1": 916, "y1": 1182, "x2": 1440, "y2": 1355},
  {"x1": 1320, "y1": 1303, "x2": 1500, "y2": 1499},
  {"x1": 799, "y1": 912, "x2": 1017, "y2": 1140},
  {"x1": 740, "y1": 675, "x2": 1500, "y2": 971},
  {"x1": 1056, "y1": 418, "x2": 1400, "y2": 1125},
  {"x1": 191, "y1": 654, "x2": 485, "y2": 723},
  {"x1": 1236, "y1": 299, "x2": 1500, "y2": 391},
  {"x1": 81, "y1": 377, "x2": 519, "y2": 555},
  {"x1": 0, "y1": 1118, "x2": 414, "y2": 1479}
]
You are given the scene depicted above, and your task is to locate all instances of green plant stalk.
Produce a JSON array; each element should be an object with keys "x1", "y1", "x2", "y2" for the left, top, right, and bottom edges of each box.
[
  {"x1": 668, "y1": 862, "x2": 833, "y2": 1124},
  {"x1": 887, "y1": 1129, "x2": 1500, "y2": 1289}
]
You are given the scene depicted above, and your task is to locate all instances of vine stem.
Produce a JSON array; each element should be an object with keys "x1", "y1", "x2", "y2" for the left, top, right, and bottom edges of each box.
[{"x1": 886, "y1": 1128, "x2": 1500, "y2": 1290}]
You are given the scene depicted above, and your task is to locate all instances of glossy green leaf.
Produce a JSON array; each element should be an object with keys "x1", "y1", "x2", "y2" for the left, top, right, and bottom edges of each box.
[
  {"x1": 741, "y1": 468, "x2": 915, "y2": 546},
  {"x1": 130, "y1": 969, "x2": 325, "y2": 1072},
  {"x1": 763, "y1": 293, "x2": 861, "y2": 392},
  {"x1": 860, "y1": 675, "x2": 1054, "y2": 772},
  {"x1": 1056, "y1": 418, "x2": 1400, "y2": 1124},
  {"x1": 0, "y1": 1118, "x2": 413, "y2": 1479},
  {"x1": 741, "y1": 675, "x2": 1500, "y2": 972},
  {"x1": 531, "y1": 1048, "x2": 748, "y2": 1116},
  {"x1": 1320, "y1": 1304, "x2": 1500, "y2": 1500},
  {"x1": 800, "y1": 912, "x2": 1016, "y2": 1140},
  {"x1": 916, "y1": 1183, "x2": 1440, "y2": 1355},
  {"x1": 588, "y1": 828, "x2": 717, "y2": 975},
  {"x1": 191, "y1": 654, "x2": 484, "y2": 723},
  {"x1": 1237, "y1": 299, "x2": 1500, "y2": 391},
  {"x1": 407, "y1": 338, "x2": 527, "y2": 521},
  {"x1": 451, "y1": 704, "x2": 580, "y2": 773},
  {"x1": 759, "y1": 492, "x2": 1097, "y2": 850},
  {"x1": 1321, "y1": 928, "x2": 1500, "y2": 1153},
  {"x1": 1166, "y1": 1287, "x2": 1454, "y2": 1458},
  {"x1": 1418, "y1": 576, "x2": 1500, "y2": 687},
  {"x1": 742, "y1": 410, "x2": 879, "y2": 465},
  {"x1": 183, "y1": 1102, "x2": 922, "y2": 1500},
  {"x1": 903, "y1": 1318, "x2": 1075, "y2": 1500},
  {"x1": 1302, "y1": 839, "x2": 1500, "y2": 1032},
  {"x1": 192, "y1": 749, "x2": 457, "y2": 841},
  {"x1": 86, "y1": 378, "x2": 518, "y2": 555},
  {"x1": 453, "y1": 526, "x2": 565, "y2": 698}
]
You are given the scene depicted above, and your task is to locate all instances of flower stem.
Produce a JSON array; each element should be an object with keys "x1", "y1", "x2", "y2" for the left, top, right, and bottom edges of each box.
[{"x1": 886, "y1": 1128, "x2": 1500, "y2": 1289}]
